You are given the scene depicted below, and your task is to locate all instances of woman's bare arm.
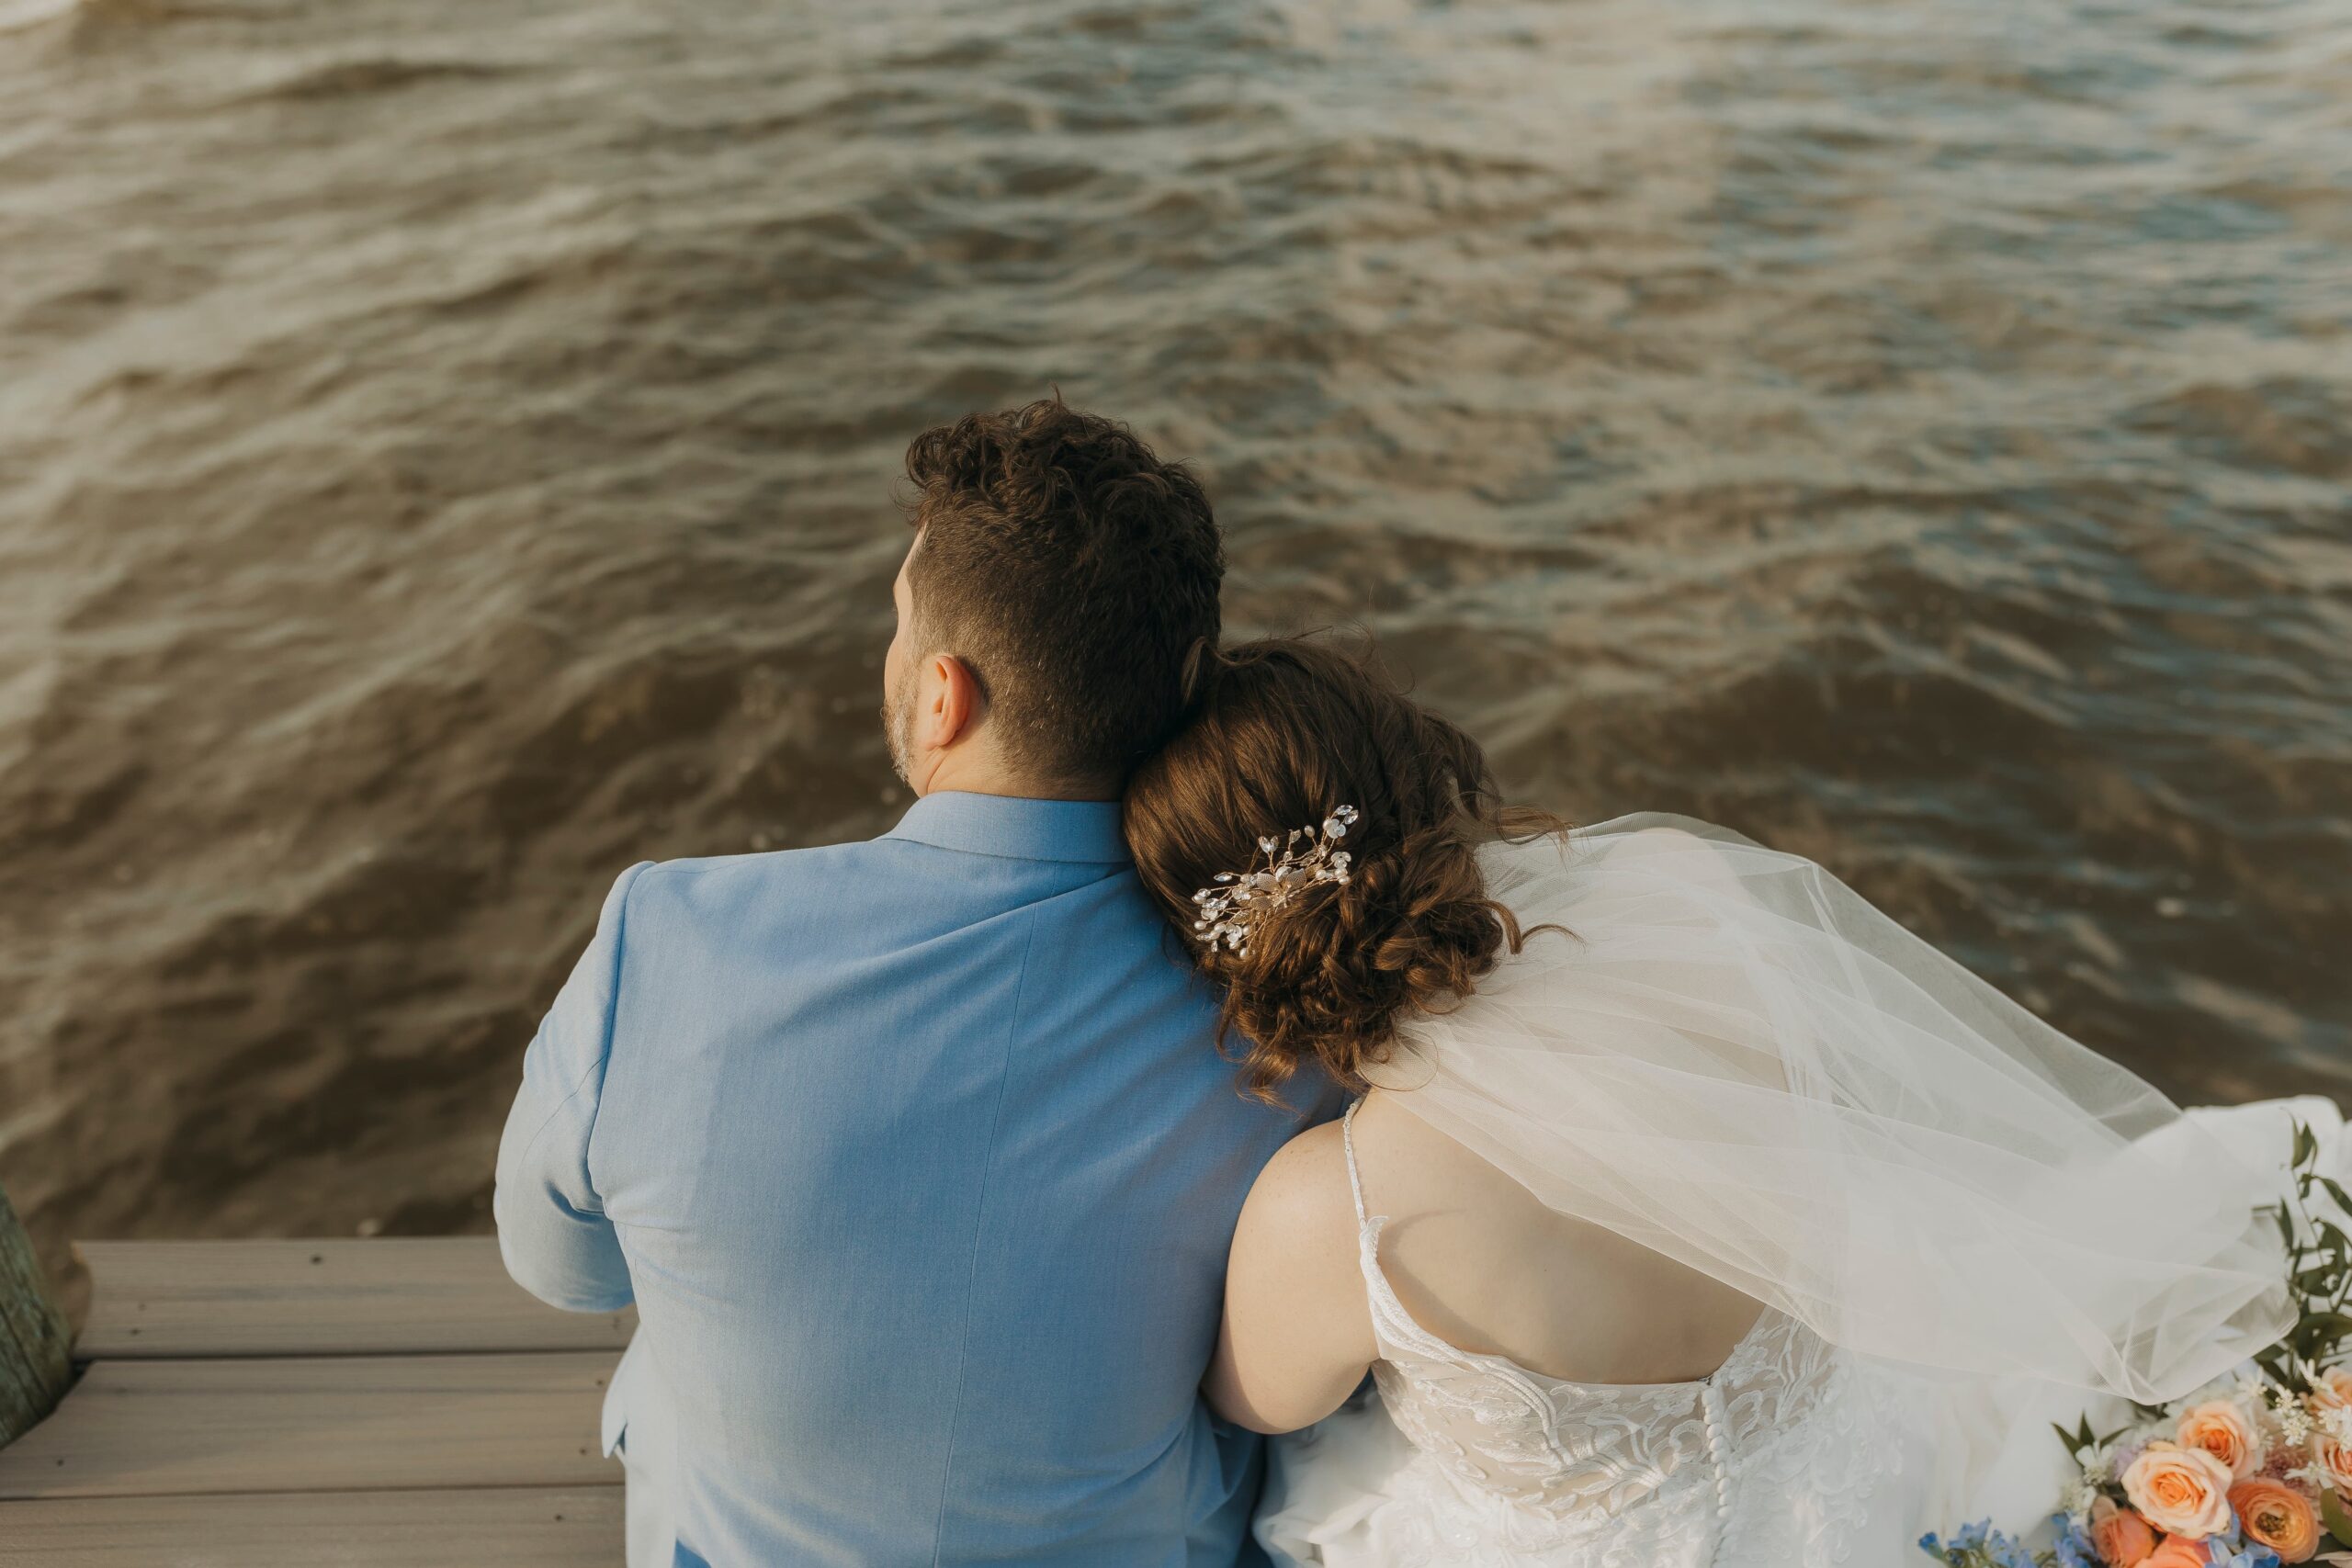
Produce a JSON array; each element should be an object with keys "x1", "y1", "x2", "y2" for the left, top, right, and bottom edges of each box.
[{"x1": 1203, "y1": 1122, "x2": 1379, "y2": 1434}]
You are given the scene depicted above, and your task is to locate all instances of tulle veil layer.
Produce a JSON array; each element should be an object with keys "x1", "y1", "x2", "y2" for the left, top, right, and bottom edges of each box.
[{"x1": 1367, "y1": 812, "x2": 2294, "y2": 1403}]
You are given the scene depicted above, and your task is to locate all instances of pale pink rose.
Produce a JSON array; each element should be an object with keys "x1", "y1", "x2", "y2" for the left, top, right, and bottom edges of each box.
[
  {"x1": 2310, "y1": 1367, "x2": 2352, "y2": 1413},
  {"x1": 2089, "y1": 1495, "x2": 2158, "y2": 1566},
  {"x1": 2177, "y1": 1400, "x2": 2261, "y2": 1481},
  {"x1": 2309, "y1": 1429, "x2": 2352, "y2": 1495},
  {"x1": 2120, "y1": 1441, "x2": 2236, "y2": 1540},
  {"x1": 2140, "y1": 1536, "x2": 2210, "y2": 1568}
]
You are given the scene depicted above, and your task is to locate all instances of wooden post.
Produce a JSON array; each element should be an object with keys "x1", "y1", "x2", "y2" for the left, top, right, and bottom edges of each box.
[{"x1": 0, "y1": 1177, "x2": 71, "y2": 1448}]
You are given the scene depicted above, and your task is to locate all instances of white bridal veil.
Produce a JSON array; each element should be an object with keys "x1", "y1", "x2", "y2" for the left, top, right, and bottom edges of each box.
[{"x1": 1370, "y1": 813, "x2": 2294, "y2": 1404}]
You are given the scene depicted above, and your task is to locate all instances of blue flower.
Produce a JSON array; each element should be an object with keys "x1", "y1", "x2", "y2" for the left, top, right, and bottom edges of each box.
[
  {"x1": 2047, "y1": 1513, "x2": 2099, "y2": 1568},
  {"x1": 1921, "y1": 1518, "x2": 2054, "y2": 1568},
  {"x1": 2208, "y1": 1546, "x2": 2281, "y2": 1568}
]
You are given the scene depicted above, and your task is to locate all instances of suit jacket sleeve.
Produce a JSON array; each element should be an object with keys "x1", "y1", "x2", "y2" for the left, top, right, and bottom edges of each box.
[{"x1": 494, "y1": 860, "x2": 653, "y2": 1313}]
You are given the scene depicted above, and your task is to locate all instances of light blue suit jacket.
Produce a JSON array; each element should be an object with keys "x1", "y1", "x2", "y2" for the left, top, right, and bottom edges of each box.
[{"x1": 494, "y1": 792, "x2": 1316, "y2": 1567}]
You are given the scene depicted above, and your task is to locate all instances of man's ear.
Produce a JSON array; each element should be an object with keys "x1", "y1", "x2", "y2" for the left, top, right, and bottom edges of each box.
[{"x1": 921, "y1": 653, "x2": 985, "y2": 752}]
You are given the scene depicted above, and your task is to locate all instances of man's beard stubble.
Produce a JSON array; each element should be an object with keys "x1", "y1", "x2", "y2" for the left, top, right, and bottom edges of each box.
[{"x1": 881, "y1": 667, "x2": 918, "y2": 787}]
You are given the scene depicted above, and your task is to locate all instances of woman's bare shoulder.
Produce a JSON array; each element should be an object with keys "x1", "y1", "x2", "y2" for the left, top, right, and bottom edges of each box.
[{"x1": 1238, "y1": 1117, "x2": 1359, "y2": 1252}]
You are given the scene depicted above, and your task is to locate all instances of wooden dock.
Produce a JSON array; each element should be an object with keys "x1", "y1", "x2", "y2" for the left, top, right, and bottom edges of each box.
[{"x1": 0, "y1": 1237, "x2": 634, "y2": 1566}]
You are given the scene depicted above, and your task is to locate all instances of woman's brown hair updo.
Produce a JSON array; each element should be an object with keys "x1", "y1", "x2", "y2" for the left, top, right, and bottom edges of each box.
[{"x1": 1123, "y1": 637, "x2": 1567, "y2": 1102}]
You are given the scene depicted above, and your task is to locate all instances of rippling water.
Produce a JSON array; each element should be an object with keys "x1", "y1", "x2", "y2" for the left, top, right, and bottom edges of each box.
[{"x1": 1, "y1": 0, "x2": 2347, "y2": 1261}]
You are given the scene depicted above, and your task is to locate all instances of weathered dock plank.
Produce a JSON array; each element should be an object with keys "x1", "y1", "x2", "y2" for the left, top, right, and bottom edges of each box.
[
  {"x1": 0, "y1": 1485, "x2": 622, "y2": 1566},
  {"x1": 74, "y1": 1238, "x2": 633, "y2": 1359},
  {"x1": 0, "y1": 1350, "x2": 618, "y2": 1500}
]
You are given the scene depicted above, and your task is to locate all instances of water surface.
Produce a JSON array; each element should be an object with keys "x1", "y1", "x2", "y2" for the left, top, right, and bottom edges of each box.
[{"x1": 1, "y1": 0, "x2": 2347, "y2": 1252}]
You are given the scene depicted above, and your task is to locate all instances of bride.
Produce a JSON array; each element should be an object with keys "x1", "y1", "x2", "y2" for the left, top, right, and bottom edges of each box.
[{"x1": 1120, "y1": 637, "x2": 2324, "y2": 1567}]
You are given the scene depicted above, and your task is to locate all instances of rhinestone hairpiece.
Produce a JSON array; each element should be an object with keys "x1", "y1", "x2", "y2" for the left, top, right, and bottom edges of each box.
[{"x1": 1191, "y1": 805, "x2": 1359, "y2": 958}]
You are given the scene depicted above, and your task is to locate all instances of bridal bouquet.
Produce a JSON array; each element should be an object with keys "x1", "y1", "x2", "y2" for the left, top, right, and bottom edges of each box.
[{"x1": 1925, "y1": 1121, "x2": 2352, "y2": 1568}]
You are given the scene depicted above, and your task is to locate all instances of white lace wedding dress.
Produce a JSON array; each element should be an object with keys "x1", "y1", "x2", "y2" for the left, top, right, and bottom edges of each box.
[
  {"x1": 1250, "y1": 817, "x2": 2311, "y2": 1567},
  {"x1": 1253, "y1": 1102, "x2": 1927, "y2": 1568}
]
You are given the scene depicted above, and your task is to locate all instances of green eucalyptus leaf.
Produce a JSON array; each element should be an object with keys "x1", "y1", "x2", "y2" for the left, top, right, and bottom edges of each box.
[
  {"x1": 2324, "y1": 1176, "x2": 2352, "y2": 1217},
  {"x1": 2322, "y1": 1484, "x2": 2352, "y2": 1549}
]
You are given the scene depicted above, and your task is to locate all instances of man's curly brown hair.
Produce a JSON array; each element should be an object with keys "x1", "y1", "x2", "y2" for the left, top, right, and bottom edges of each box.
[
  {"x1": 1123, "y1": 637, "x2": 1568, "y2": 1101},
  {"x1": 899, "y1": 396, "x2": 1222, "y2": 789}
]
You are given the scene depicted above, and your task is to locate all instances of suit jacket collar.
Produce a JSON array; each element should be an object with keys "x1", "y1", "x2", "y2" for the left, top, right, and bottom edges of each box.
[{"x1": 883, "y1": 791, "x2": 1131, "y2": 865}]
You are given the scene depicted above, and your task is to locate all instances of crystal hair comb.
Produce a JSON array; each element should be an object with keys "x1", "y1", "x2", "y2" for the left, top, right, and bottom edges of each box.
[{"x1": 1190, "y1": 805, "x2": 1359, "y2": 958}]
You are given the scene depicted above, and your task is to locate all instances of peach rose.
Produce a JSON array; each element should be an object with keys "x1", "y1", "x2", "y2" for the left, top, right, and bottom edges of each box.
[
  {"x1": 2088, "y1": 1495, "x2": 2158, "y2": 1566},
  {"x1": 2229, "y1": 1478, "x2": 2322, "y2": 1563},
  {"x1": 2138, "y1": 1537, "x2": 2209, "y2": 1568},
  {"x1": 2309, "y1": 1366, "x2": 2352, "y2": 1413},
  {"x1": 2308, "y1": 1429, "x2": 2352, "y2": 1495},
  {"x1": 2120, "y1": 1441, "x2": 2235, "y2": 1539},
  {"x1": 2177, "y1": 1400, "x2": 2261, "y2": 1481}
]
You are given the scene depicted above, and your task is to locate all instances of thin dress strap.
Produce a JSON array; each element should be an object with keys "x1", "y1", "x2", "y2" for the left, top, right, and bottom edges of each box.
[
  {"x1": 1340, "y1": 1100, "x2": 1454, "y2": 1368},
  {"x1": 1340, "y1": 1098, "x2": 1370, "y2": 1226}
]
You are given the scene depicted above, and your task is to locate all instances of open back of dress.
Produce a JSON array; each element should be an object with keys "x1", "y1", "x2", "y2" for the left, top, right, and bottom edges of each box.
[{"x1": 1253, "y1": 1100, "x2": 1918, "y2": 1567}]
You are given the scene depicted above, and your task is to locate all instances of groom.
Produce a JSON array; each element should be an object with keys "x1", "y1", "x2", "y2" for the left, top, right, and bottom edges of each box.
[{"x1": 494, "y1": 398, "x2": 1317, "y2": 1567}]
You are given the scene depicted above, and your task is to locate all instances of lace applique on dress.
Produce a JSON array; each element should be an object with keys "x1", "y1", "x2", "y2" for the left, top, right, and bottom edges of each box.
[{"x1": 1304, "y1": 1100, "x2": 1907, "y2": 1568}]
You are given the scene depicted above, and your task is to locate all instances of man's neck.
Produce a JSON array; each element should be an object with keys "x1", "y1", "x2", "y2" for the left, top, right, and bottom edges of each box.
[{"x1": 913, "y1": 750, "x2": 1114, "y2": 804}]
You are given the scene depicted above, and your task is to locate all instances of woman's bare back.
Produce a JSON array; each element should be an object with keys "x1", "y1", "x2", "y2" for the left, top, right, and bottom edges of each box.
[{"x1": 1348, "y1": 1090, "x2": 1763, "y2": 1387}]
